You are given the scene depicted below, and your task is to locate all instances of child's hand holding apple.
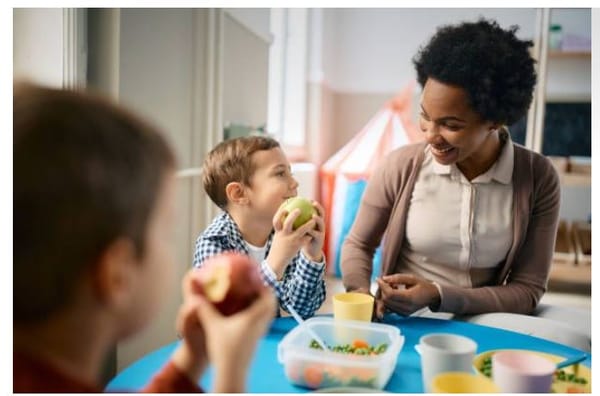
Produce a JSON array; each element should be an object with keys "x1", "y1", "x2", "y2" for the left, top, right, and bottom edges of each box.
[
  {"x1": 280, "y1": 196, "x2": 326, "y2": 262},
  {"x1": 294, "y1": 199, "x2": 325, "y2": 262},
  {"x1": 173, "y1": 254, "x2": 276, "y2": 392},
  {"x1": 191, "y1": 252, "x2": 265, "y2": 315},
  {"x1": 267, "y1": 197, "x2": 324, "y2": 278}
]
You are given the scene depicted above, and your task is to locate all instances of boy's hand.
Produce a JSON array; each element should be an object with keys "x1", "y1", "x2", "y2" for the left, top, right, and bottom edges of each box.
[
  {"x1": 171, "y1": 270, "x2": 209, "y2": 383},
  {"x1": 267, "y1": 206, "x2": 317, "y2": 279},
  {"x1": 172, "y1": 270, "x2": 276, "y2": 392},
  {"x1": 301, "y1": 201, "x2": 326, "y2": 262},
  {"x1": 195, "y1": 287, "x2": 276, "y2": 393}
]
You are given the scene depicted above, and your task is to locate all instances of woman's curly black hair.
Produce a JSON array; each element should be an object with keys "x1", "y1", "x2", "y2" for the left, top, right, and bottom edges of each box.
[{"x1": 413, "y1": 18, "x2": 537, "y2": 125}]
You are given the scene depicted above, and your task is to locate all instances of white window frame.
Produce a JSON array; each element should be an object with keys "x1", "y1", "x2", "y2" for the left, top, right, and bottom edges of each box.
[{"x1": 267, "y1": 8, "x2": 308, "y2": 148}]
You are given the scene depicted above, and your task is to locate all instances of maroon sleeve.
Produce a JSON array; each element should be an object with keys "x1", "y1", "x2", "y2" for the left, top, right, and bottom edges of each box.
[{"x1": 141, "y1": 361, "x2": 204, "y2": 393}]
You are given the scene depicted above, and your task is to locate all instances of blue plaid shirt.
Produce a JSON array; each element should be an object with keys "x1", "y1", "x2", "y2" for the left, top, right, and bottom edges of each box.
[{"x1": 192, "y1": 211, "x2": 326, "y2": 319}]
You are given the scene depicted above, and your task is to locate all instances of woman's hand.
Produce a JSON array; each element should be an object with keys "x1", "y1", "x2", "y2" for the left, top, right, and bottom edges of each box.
[{"x1": 376, "y1": 274, "x2": 440, "y2": 316}]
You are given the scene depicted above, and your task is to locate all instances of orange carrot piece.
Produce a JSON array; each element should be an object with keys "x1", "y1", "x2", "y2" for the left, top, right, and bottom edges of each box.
[{"x1": 352, "y1": 339, "x2": 369, "y2": 349}]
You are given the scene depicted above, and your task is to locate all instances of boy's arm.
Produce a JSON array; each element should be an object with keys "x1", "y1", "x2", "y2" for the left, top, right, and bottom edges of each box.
[
  {"x1": 261, "y1": 252, "x2": 326, "y2": 319},
  {"x1": 141, "y1": 360, "x2": 203, "y2": 393},
  {"x1": 192, "y1": 236, "x2": 229, "y2": 268},
  {"x1": 140, "y1": 270, "x2": 210, "y2": 393}
]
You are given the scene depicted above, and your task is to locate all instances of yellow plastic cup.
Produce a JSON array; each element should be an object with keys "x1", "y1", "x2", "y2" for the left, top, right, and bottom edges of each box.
[
  {"x1": 431, "y1": 372, "x2": 499, "y2": 393},
  {"x1": 333, "y1": 292, "x2": 374, "y2": 322}
]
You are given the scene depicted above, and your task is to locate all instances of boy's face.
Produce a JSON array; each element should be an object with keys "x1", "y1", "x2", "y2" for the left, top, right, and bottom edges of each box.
[
  {"x1": 119, "y1": 172, "x2": 178, "y2": 338},
  {"x1": 245, "y1": 147, "x2": 298, "y2": 222}
]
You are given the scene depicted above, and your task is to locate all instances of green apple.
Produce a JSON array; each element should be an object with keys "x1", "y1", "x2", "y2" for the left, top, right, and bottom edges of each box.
[{"x1": 280, "y1": 197, "x2": 317, "y2": 230}]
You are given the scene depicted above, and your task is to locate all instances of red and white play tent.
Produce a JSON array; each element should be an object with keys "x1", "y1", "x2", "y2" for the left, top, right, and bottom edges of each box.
[{"x1": 320, "y1": 82, "x2": 423, "y2": 277}]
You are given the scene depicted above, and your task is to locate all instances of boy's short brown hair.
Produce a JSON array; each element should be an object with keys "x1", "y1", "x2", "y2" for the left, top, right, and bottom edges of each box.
[
  {"x1": 14, "y1": 82, "x2": 176, "y2": 323},
  {"x1": 202, "y1": 136, "x2": 280, "y2": 208}
]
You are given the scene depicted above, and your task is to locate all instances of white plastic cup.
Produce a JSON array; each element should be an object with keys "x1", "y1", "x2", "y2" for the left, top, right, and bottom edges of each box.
[
  {"x1": 492, "y1": 350, "x2": 555, "y2": 393},
  {"x1": 415, "y1": 333, "x2": 478, "y2": 392}
]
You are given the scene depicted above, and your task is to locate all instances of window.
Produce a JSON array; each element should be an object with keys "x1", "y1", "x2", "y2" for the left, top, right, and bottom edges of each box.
[{"x1": 267, "y1": 8, "x2": 308, "y2": 149}]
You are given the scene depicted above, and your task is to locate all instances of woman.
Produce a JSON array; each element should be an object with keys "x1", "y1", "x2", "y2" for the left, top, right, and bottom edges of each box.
[{"x1": 341, "y1": 19, "x2": 561, "y2": 320}]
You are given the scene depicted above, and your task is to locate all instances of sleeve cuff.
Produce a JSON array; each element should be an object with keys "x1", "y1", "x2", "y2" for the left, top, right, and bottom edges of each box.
[
  {"x1": 429, "y1": 281, "x2": 443, "y2": 311},
  {"x1": 299, "y1": 251, "x2": 326, "y2": 271},
  {"x1": 143, "y1": 361, "x2": 203, "y2": 393},
  {"x1": 260, "y1": 259, "x2": 278, "y2": 282},
  {"x1": 259, "y1": 259, "x2": 284, "y2": 298}
]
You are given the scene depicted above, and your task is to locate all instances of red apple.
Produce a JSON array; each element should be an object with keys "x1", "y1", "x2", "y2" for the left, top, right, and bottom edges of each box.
[
  {"x1": 191, "y1": 252, "x2": 264, "y2": 316},
  {"x1": 280, "y1": 196, "x2": 317, "y2": 230}
]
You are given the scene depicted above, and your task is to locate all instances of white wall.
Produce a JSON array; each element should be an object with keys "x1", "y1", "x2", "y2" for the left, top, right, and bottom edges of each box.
[
  {"x1": 222, "y1": 12, "x2": 270, "y2": 128},
  {"x1": 550, "y1": 8, "x2": 591, "y2": 38},
  {"x1": 320, "y1": 8, "x2": 590, "y2": 97},
  {"x1": 322, "y1": 8, "x2": 538, "y2": 94},
  {"x1": 13, "y1": 8, "x2": 64, "y2": 87},
  {"x1": 118, "y1": 9, "x2": 195, "y2": 166},
  {"x1": 225, "y1": 8, "x2": 271, "y2": 43}
]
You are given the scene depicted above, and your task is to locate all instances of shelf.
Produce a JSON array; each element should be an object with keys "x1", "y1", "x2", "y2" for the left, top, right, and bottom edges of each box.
[
  {"x1": 561, "y1": 162, "x2": 591, "y2": 187},
  {"x1": 545, "y1": 95, "x2": 591, "y2": 103},
  {"x1": 548, "y1": 50, "x2": 591, "y2": 58},
  {"x1": 548, "y1": 261, "x2": 590, "y2": 286},
  {"x1": 548, "y1": 219, "x2": 591, "y2": 294},
  {"x1": 559, "y1": 173, "x2": 590, "y2": 187},
  {"x1": 547, "y1": 158, "x2": 590, "y2": 187}
]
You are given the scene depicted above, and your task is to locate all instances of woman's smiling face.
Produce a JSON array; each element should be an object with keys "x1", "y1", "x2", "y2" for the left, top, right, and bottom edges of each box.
[{"x1": 419, "y1": 78, "x2": 498, "y2": 169}]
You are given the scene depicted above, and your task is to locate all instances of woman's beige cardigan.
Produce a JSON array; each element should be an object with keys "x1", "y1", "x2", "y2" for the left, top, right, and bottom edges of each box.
[{"x1": 341, "y1": 141, "x2": 561, "y2": 315}]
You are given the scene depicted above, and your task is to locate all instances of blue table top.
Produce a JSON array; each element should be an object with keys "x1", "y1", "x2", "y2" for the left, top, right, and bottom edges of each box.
[{"x1": 106, "y1": 314, "x2": 591, "y2": 393}]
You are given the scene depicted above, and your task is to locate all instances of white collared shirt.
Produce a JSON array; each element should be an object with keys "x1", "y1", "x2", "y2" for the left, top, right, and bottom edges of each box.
[
  {"x1": 245, "y1": 240, "x2": 268, "y2": 264},
  {"x1": 399, "y1": 137, "x2": 514, "y2": 288}
]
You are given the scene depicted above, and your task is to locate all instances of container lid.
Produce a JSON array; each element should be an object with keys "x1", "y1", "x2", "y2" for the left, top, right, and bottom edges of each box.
[{"x1": 277, "y1": 317, "x2": 404, "y2": 364}]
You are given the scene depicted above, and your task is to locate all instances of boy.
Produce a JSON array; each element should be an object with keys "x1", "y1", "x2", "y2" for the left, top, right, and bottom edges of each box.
[
  {"x1": 194, "y1": 136, "x2": 326, "y2": 318},
  {"x1": 13, "y1": 82, "x2": 276, "y2": 392}
]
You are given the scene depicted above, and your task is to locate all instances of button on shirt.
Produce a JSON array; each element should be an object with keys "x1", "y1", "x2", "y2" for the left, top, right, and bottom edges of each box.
[{"x1": 400, "y1": 137, "x2": 514, "y2": 288}]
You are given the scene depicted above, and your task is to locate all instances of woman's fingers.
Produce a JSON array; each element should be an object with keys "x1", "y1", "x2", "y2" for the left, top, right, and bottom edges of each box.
[
  {"x1": 375, "y1": 298, "x2": 386, "y2": 320},
  {"x1": 376, "y1": 277, "x2": 415, "y2": 314},
  {"x1": 376, "y1": 277, "x2": 404, "y2": 299},
  {"x1": 382, "y1": 273, "x2": 418, "y2": 287}
]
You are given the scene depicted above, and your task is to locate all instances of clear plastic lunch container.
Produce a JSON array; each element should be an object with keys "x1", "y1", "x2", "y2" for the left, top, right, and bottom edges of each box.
[{"x1": 277, "y1": 317, "x2": 404, "y2": 390}]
